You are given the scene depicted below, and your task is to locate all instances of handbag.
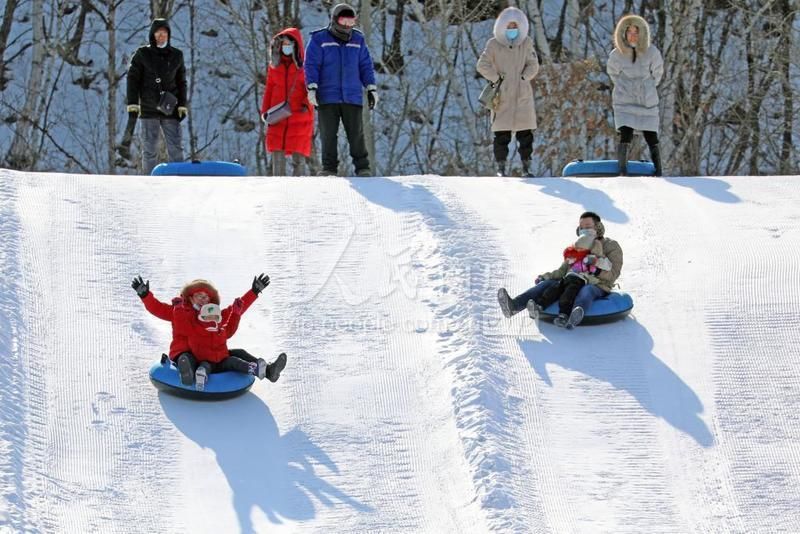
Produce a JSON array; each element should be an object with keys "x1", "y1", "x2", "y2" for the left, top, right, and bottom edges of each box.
[
  {"x1": 155, "y1": 77, "x2": 178, "y2": 115},
  {"x1": 478, "y1": 77, "x2": 502, "y2": 111},
  {"x1": 265, "y1": 70, "x2": 300, "y2": 125},
  {"x1": 265, "y1": 101, "x2": 292, "y2": 125}
]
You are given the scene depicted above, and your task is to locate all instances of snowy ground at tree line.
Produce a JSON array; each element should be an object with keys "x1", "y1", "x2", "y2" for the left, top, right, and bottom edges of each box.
[{"x1": 1, "y1": 170, "x2": 799, "y2": 533}]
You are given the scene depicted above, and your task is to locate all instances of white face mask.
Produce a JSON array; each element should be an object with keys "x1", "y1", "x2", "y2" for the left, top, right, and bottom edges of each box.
[{"x1": 578, "y1": 228, "x2": 596, "y2": 238}]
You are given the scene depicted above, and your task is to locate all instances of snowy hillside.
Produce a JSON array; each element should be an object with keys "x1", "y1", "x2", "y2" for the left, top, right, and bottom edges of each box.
[{"x1": 1, "y1": 170, "x2": 799, "y2": 533}]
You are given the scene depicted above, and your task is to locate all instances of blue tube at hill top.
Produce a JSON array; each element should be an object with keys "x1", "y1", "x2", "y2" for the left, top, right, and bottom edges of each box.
[
  {"x1": 562, "y1": 159, "x2": 655, "y2": 177},
  {"x1": 151, "y1": 160, "x2": 247, "y2": 176}
]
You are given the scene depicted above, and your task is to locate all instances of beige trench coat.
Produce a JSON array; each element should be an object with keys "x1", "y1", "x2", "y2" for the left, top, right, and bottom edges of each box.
[{"x1": 477, "y1": 10, "x2": 539, "y2": 133}]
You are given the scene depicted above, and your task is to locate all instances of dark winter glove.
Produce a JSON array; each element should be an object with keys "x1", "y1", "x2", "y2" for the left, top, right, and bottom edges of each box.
[
  {"x1": 132, "y1": 275, "x2": 149, "y2": 298},
  {"x1": 252, "y1": 273, "x2": 270, "y2": 295},
  {"x1": 366, "y1": 84, "x2": 378, "y2": 110},
  {"x1": 584, "y1": 255, "x2": 597, "y2": 266}
]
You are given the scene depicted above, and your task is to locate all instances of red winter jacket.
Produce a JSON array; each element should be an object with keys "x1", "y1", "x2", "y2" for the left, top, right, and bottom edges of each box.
[
  {"x1": 261, "y1": 27, "x2": 313, "y2": 157},
  {"x1": 563, "y1": 246, "x2": 590, "y2": 265},
  {"x1": 142, "y1": 289, "x2": 258, "y2": 363}
]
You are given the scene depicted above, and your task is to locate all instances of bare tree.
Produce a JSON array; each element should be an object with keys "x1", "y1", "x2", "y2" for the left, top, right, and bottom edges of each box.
[
  {"x1": 0, "y1": 0, "x2": 20, "y2": 91},
  {"x1": 361, "y1": 0, "x2": 377, "y2": 174},
  {"x1": 776, "y1": 0, "x2": 795, "y2": 174},
  {"x1": 522, "y1": 0, "x2": 552, "y2": 63},
  {"x1": 5, "y1": 0, "x2": 46, "y2": 169},
  {"x1": 1, "y1": 0, "x2": 797, "y2": 176},
  {"x1": 382, "y1": 0, "x2": 406, "y2": 73},
  {"x1": 151, "y1": 0, "x2": 176, "y2": 20}
]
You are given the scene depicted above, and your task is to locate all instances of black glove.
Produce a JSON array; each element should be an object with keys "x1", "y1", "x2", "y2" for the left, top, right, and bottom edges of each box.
[
  {"x1": 366, "y1": 84, "x2": 379, "y2": 110},
  {"x1": 252, "y1": 273, "x2": 270, "y2": 295},
  {"x1": 132, "y1": 275, "x2": 149, "y2": 298}
]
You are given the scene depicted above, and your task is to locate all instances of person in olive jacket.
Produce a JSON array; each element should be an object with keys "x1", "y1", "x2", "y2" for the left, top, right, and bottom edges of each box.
[
  {"x1": 126, "y1": 18, "x2": 188, "y2": 174},
  {"x1": 497, "y1": 211, "x2": 623, "y2": 329}
]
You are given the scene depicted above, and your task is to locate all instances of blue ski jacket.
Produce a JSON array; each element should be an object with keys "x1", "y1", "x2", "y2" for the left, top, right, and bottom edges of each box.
[{"x1": 304, "y1": 28, "x2": 376, "y2": 106}]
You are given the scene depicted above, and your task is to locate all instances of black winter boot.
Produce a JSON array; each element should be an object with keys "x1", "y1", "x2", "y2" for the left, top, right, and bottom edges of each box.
[
  {"x1": 649, "y1": 143, "x2": 663, "y2": 177},
  {"x1": 521, "y1": 159, "x2": 534, "y2": 178},
  {"x1": 176, "y1": 353, "x2": 194, "y2": 386},
  {"x1": 496, "y1": 161, "x2": 506, "y2": 177},
  {"x1": 266, "y1": 353, "x2": 287, "y2": 383},
  {"x1": 617, "y1": 142, "x2": 629, "y2": 176},
  {"x1": 497, "y1": 288, "x2": 516, "y2": 318}
]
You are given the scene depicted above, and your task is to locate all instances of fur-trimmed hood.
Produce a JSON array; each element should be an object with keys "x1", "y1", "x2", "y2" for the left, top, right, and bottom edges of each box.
[
  {"x1": 271, "y1": 27, "x2": 305, "y2": 68},
  {"x1": 493, "y1": 7, "x2": 530, "y2": 47},
  {"x1": 180, "y1": 279, "x2": 220, "y2": 304},
  {"x1": 614, "y1": 14, "x2": 651, "y2": 56}
]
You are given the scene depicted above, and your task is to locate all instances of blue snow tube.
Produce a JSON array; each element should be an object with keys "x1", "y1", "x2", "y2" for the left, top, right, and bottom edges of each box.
[
  {"x1": 151, "y1": 160, "x2": 247, "y2": 177},
  {"x1": 539, "y1": 291, "x2": 634, "y2": 325},
  {"x1": 562, "y1": 159, "x2": 655, "y2": 177},
  {"x1": 149, "y1": 355, "x2": 255, "y2": 400}
]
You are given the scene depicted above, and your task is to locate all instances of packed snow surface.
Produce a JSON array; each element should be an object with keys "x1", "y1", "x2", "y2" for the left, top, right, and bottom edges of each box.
[{"x1": 1, "y1": 170, "x2": 799, "y2": 533}]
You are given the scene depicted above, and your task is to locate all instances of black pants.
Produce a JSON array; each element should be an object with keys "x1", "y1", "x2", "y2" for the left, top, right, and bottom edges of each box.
[
  {"x1": 318, "y1": 103, "x2": 370, "y2": 173},
  {"x1": 494, "y1": 129, "x2": 534, "y2": 162},
  {"x1": 178, "y1": 349, "x2": 258, "y2": 375},
  {"x1": 536, "y1": 275, "x2": 586, "y2": 315},
  {"x1": 619, "y1": 126, "x2": 659, "y2": 146}
]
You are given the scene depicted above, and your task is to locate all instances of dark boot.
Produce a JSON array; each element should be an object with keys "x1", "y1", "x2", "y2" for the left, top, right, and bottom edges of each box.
[
  {"x1": 176, "y1": 353, "x2": 195, "y2": 386},
  {"x1": 649, "y1": 143, "x2": 663, "y2": 176},
  {"x1": 521, "y1": 159, "x2": 534, "y2": 178},
  {"x1": 266, "y1": 353, "x2": 287, "y2": 383},
  {"x1": 497, "y1": 288, "x2": 517, "y2": 318},
  {"x1": 617, "y1": 142, "x2": 629, "y2": 176},
  {"x1": 495, "y1": 161, "x2": 506, "y2": 177},
  {"x1": 565, "y1": 306, "x2": 585, "y2": 330}
]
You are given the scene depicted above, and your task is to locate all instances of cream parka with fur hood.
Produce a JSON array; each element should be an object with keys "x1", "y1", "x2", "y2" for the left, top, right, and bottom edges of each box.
[
  {"x1": 606, "y1": 15, "x2": 664, "y2": 132},
  {"x1": 476, "y1": 7, "x2": 539, "y2": 132}
]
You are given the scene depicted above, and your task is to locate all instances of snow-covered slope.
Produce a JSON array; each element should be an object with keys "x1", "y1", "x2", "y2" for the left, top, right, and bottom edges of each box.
[{"x1": 1, "y1": 170, "x2": 799, "y2": 533}]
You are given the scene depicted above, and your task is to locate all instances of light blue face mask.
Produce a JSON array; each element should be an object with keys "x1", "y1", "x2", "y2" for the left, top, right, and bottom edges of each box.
[
  {"x1": 578, "y1": 228, "x2": 596, "y2": 237},
  {"x1": 505, "y1": 28, "x2": 519, "y2": 42},
  {"x1": 281, "y1": 44, "x2": 294, "y2": 56}
]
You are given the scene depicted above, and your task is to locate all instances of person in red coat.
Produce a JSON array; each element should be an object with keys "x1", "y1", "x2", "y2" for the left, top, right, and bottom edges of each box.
[
  {"x1": 260, "y1": 27, "x2": 314, "y2": 176},
  {"x1": 132, "y1": 274, "x2": 287, "y2": 391}
]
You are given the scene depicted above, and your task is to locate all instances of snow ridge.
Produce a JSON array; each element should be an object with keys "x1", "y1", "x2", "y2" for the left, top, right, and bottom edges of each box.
[
  {"x1": 0, "y1": 170, "x2": 30, "y2": 531},
  {"x1": 407, "y1": 178, "x2": 533, "y2": 531}
]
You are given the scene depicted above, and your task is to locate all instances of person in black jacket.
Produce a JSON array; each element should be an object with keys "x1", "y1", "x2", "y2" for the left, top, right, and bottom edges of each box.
[{"x1": 126, "y1": 19, "x2": 188, "y2": 174}]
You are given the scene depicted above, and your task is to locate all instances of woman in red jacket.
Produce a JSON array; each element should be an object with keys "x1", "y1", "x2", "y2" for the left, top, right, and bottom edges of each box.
[
  {"x1": 132, "y1": 274, "x2": 287, "y2": 391},
  {"x1": 260, "y1": 27, "x2": 313, "y2": 176}
]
